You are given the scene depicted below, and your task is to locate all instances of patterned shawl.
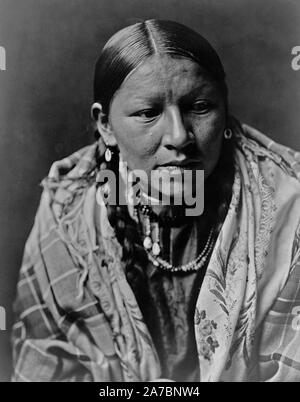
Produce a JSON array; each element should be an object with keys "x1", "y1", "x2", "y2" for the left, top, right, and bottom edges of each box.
[{"x1": 12, "y1": 124, "x2": 300, "y2": 382}]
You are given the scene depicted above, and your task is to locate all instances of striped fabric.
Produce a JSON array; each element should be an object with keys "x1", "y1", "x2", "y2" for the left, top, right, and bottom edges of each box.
[{"x1": 11, "y1": 123, "x2": 300, "y2": 382}]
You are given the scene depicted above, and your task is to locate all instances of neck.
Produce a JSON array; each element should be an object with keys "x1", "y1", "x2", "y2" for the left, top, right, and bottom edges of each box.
[{"x1": 140, "y1": 188, "x2": 207, "y2": 226}]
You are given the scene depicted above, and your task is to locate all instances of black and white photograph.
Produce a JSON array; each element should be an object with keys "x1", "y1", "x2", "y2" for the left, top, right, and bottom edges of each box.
[{"x1": 0, "y1": 0, "x2": 300, "y2": 384}]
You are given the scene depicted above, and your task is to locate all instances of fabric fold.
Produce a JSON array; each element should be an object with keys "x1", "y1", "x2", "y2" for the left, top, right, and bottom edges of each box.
[{"x1": 11, "y1": 123, "x2": 300, "y2": 381}]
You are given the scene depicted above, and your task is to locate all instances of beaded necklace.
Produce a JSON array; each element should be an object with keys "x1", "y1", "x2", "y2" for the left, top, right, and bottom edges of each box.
[{"x1": 135, "y1": 203, "x2": 215, "y2": 273}]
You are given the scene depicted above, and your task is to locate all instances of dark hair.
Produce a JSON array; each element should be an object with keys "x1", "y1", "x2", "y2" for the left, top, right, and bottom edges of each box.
[
  {"x1": 93, "y1": 19, "x2": 228, "y2": 115},
  {"x1": 93, "y1": 20, "x2": 235, "y2": 361}
]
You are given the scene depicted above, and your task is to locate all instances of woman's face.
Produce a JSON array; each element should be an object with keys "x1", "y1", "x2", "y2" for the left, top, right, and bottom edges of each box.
[{"x1": 105, "y1": 54, "x2": 226, "y2": 200}]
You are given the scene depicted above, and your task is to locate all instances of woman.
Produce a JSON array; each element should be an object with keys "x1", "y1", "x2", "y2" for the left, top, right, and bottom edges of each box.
[{"x1": 12, "y1": 19, "x2": 300, "y2": 382}]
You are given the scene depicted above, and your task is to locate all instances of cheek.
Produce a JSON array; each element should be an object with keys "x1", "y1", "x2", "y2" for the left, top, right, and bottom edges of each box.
[
  {"x1": 192, "y1": 112, "x2": 225, "y2": 175},
  {"x1": 111, "y1": 117, "x2": 160, "y2": 170}
]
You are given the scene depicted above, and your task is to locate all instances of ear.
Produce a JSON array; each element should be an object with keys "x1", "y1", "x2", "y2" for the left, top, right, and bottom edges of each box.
[{"x1": 91, "y1": 102, "x2": 117, "y2": 147}]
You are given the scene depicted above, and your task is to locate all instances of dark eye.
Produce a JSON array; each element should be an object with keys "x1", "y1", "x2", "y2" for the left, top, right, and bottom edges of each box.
[
  {"x1": 133, "y1": 109, "x2": 160, "y2": 120},
  {"x1": 191, "y1": 101, "x2": 213, "y2": 114}
]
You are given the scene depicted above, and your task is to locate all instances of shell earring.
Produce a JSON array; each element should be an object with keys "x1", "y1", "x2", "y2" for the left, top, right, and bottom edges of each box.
[
  {"x1": 224, "y1": 128, "x2": 233, "y2": 140},
  {"x1": 105, "y1": 147, "x2": 113, "y2": 162}
]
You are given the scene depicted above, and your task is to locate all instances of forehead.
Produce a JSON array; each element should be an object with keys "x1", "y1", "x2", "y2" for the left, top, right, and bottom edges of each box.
[{"x1": 113, "y1": 55, "x2": 218, "y2": 104}]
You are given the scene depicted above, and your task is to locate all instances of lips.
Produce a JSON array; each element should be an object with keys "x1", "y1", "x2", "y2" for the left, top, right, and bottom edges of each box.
[
  {"x1": 156, "y1": 166, "x2": 186, "y2": 175},
  {"x1": 157, "y1": 159, "x2": 201, "y2": 170}
]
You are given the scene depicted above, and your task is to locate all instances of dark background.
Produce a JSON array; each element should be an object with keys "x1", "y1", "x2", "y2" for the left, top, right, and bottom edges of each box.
[{"x1": 0, "y1": 0, "x2": 299, "y2": 381}]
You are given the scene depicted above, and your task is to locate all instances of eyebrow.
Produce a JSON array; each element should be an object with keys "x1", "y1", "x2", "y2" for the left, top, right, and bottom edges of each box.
[
  {"x1": 125, "y1": 82, "x2": 217, "y2": 107},
  {"x1": 180, "y1": 83, "x2": 217, "y2": 101},
  {"x1": 127, "y1": 93, "x2": 164, "y2": 106}
]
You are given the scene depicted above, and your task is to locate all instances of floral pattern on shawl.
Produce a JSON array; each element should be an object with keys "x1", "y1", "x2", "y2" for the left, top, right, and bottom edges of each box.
[
  {"x1": 11, "y1": 123, "x2": 300, "y2": 382},
  {"x1": 194, "y1": 124, "x2": 300, "y2": 382},
  {"x1": 195, "y1": 309, "x2": 219, "y2": 361}
]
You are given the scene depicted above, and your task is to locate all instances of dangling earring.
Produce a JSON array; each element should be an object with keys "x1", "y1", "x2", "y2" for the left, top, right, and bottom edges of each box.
[
  {"x1": 224, "y1": 128, "x2": 232, "y2": 140},
  {"x1": 105, "y1": 146, "x2": 113, "y2": 162}
]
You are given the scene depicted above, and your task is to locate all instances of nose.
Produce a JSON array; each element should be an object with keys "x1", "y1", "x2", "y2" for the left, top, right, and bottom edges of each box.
[{"x1": 161, "y1": 106, "x2": 192, "y2": 151}]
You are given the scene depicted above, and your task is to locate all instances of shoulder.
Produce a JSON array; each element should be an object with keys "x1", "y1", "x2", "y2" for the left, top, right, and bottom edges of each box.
[
  {"x1": 41, "y1": 143, "x2": 99, "y2": 219},
  {"x1": 238, "y1": 122, "x2": 300, "y2": 222},
  {"x1": 234, "y1": 124, "x2": 300, "y2": 215},
  {"x1": 48, "y1": 143, "x2": 98, "y2": 179},
  {"x1": 20, "y1": 143, "x2": 103, "y2": 304},
  {"x1": 238, "y1": 123, "x2": 300, "y2": 181},
  {"x1": 22, "y1": 143, "x2": 100, "y2": 264}
]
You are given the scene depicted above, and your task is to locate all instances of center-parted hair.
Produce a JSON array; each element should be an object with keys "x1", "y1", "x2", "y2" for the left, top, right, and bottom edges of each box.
[{"x1": 93, "y1": 19, "x2": 228, "y2": 115}]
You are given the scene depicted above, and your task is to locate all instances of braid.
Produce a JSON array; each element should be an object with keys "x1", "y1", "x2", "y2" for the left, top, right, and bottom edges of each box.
[{"x1": 95, "y1": 140, "x2": 162, "y2": 343}]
